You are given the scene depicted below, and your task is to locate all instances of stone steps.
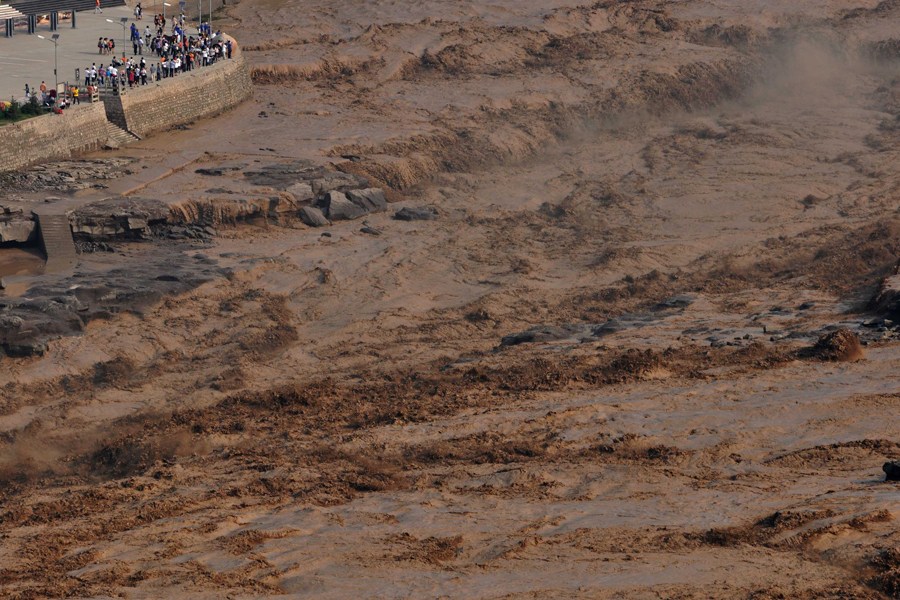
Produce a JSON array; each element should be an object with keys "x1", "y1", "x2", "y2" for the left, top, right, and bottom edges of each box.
[
  {"x1": 104, "y1": 121, "x2": 140, "y2": 148},
  {"x1": 8, "y1": 0, "x2": 125, "y2": 16},
  {"x1": 33, "y1": 211, "x2": 77, "y2": 273},
  {"x1": 0, "y1": 5, "x2": 25, "y2": 19}
]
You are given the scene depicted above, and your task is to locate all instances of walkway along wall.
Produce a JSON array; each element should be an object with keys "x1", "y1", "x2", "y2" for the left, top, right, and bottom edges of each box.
[
  {"x1": 102, "y1": 37, "x2": 252, "y2": 138},
  {"x1": 0, "y1": 36, "x2": 252, "y2": 173},
  {"x1": 0, "y1": 103, "x2": 109, "y2": 172}
]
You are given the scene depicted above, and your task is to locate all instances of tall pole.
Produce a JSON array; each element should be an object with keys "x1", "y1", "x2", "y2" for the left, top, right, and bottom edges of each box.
[
  {"x1": 208, "y1": 0, "x2": 211, "y2": 30},
  {"x1": 53, "y1": 41, "x2": 58, "y2": 94}
]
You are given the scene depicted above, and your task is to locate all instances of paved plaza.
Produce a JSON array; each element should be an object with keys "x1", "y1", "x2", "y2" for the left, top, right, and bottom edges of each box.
[{"x1": 0, "y1": 2, "x2": 200, "y2": 101}]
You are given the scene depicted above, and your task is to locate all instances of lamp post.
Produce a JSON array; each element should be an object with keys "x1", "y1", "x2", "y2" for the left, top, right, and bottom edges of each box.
[
  {"x1": 105, "y1": 17, "x2": 128, "y2": 45},
  {"x1": 36, "y1": 33, "x2": 60, "y2": 96},
  {"x1": 163, "y1": 1, "x2": 171, "y2": 21}
]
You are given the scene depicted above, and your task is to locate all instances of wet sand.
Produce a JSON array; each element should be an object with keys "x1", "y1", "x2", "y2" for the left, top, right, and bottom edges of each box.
[{"x1": 0, "y1": 0, "x2": 899, "y2": 597}]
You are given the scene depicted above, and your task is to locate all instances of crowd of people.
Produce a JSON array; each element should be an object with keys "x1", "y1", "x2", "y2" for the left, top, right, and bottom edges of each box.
[
  {"x1": 85, "y1": 16, "x2": 234, "y2": 92},
  {"x1": 18, "y1": 17, "x2": 234, "y2": 110}
]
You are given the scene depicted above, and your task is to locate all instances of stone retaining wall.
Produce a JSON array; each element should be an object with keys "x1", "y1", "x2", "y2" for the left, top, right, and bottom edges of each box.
[
  {"x1": 103, "y1": 37, "x2": 252, "y2": 138},
  {"x1": 0, "y1": 103, "x2": 109, "y2": 172},
  {"x1": 0, "y1": 36, "x2": 251, "y2": 172}
]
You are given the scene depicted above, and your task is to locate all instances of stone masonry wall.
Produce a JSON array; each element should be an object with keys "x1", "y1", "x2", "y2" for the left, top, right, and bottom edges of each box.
[
  {"x1": 0, "y1": 102, "x2": 109, "y2": 172},
  {"x1": 0, "y1": 36, "x2": 251, "y2": 173},
  {"x1": 104, "y1": 38, "x2": 252, "y2": 138}
]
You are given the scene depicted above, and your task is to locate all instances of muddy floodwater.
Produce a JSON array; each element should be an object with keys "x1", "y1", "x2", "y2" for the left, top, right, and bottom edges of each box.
[
  {"x1": 0, "y1": 248, "x2": 45, "y2": 296},
  {"x1": 0, "y1": 0, "x2": 899, "y2": 598}
]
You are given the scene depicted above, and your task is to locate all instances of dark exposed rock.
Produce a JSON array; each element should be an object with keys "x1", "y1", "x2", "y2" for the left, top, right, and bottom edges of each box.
[
  {"x1": 321, "y1": 191, "x2": 368, "y2": 221},
  {"x1": 394, "y1": 206, "x2": 439, "y2": 221},
  {"x1": 299, "y1": 206, "x2": 330, "y2": 227},
  {"x1": 870, "y1": 273, "x2": 900, "y2": 319},
  {"x1": 71, "y1": 197, "x2": 170, "y2": 240},
  {"x1": 655, "y1": 294, "x2": 695, "y2": 310},
  {"x1": 884, "y1": 461, "x2": 900, "y2": 481},
  {"x1": 500, "y1": 325, "x2": 581, "y2": 347},
  {"x1": 346, "y1": 188, "x2": 387, "y2": 213},
  {"x1": 287, "y1": 182, "x2": 315, "y2": 203},
  {"x1": 0, "y1": 208, "x2": 37, "y2": 244},
  {"x1": 75, "y1": 240, "x2": 115, "y2": 253},
  {"x1": 592, "y1": 319, "x2": 626, "y2": 337},
  {"x1": 242, "y1": 160, "x2": 320, "y2": 188},
  {"x1": 0, "y1": 250, "x2": 226, "y2": 358},
  {"x1": 310, "y1": 172, "x2": 369, "y2": 196},
  {"x1": 0, "y1": 158, "x2": 133, "y2": 192}
]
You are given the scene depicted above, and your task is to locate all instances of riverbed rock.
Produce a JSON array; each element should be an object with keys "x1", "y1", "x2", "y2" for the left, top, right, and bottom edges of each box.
[
  {"x1": 346, "y1": 188, "x2": 387, "y2": 213},
  {"x1": 394, "y1": 206, "x2": 438, "y2": 221},
  {"x1": 870, "y1": 273, "x2": 900, "y2": 319},
  {"x1": 310, "y1": 172, "x2": 369, "y2": 196},
  {"x1": 0, "y1": 210, "x2": 37, "y2": 243},
  {"x1": 321, "y1": 191, "x2": 368, "y2": 221},
  {"x1": 299, "y1": 206, "x2": 329, "y2": 227},
  {"x1": 0, "y1": 249, "x2": 225, "y2": 357},
  {"x1": 287, "y1": 182, "x2": 315, "y2": 203},
  {"x1": 884, "y1": 461, "x2": 900, "y2": 481},
  {"x1": 500, "y1": 325, "x2": 581, "y2": 347},
  {"x1": 71, "y1": 197, "x2": 170, "y2": 239}
]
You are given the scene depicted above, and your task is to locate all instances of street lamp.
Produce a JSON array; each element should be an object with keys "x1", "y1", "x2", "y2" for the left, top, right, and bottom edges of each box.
[
  {"x1": 105, "y1": 17, "x2": 128, "y2": 45},
  {"x1": 36, "y1": 33, "x2": 60, "y2": 97},
  {"x1": 163, "y1": 1, "x2": 171, "y2": 21}
]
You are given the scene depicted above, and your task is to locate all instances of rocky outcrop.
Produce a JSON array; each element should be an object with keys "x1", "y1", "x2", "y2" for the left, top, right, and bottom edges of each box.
[
  {"x1": 0, "y1": 208, "x2": 37, "y2": 244},
  {"x1": 870, "y1": 272, "x2": 900, "y2": 319},
  {"x1": 70, "y1": 198, "x2": 170, "y2": 239},
  {"x1": 346, "y1": 188, "x2": 387, "y2": 213},
  {"x1": 321, "y1": 191, "x2": 368, "y2": 221},
  {"x1": 287, "y1": 182, "x2": 315, "y2": 203},
  {"x1": 0, "y1": 247, "x2": 226, "y2": 357},
  {"x1": 299, "y1": 206, "x2": 329, "y2": 227},
  {"x1": 884, "y1": 461, "x2": 900, "y2": 481},
  {"x1": 394, "y1": 206, "x2": 438, "y2": 221}
]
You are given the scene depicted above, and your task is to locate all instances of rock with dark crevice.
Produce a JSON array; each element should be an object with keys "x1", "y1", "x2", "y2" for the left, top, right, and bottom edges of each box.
[
  {"x1": 500, "y1": 325, "x2": 582, "y2": 347},
  {"x1": 0, "y1": 209, "x2": 37, "y2": 243},
  {"x1": 870, "y1": 273, "x2": 900, "y2": 319},
  {"x1": 299, "y1": 206, "x2": 330, "y2": 227},
  {"x1": 287, "y1": 182, "x2": 315, "y2": 203},
  {"x1": 0, "y1": 251, "x2": 227, "y2": 358},
  {"x1": 394, "y1": 206, "x2": 439, "y2": 221},
  {"x1": 885, "y1": 461, "x2": 900, "y2": 481},
  {"x1": 71, "y1": 197, "x2": 170, "y2": 240},
  {"x1": 320, "y1": 191, "x2": 368, "y2": 221},
  {"x1": 346, "y1": 188, "x2": 387, "y2": 213}
]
